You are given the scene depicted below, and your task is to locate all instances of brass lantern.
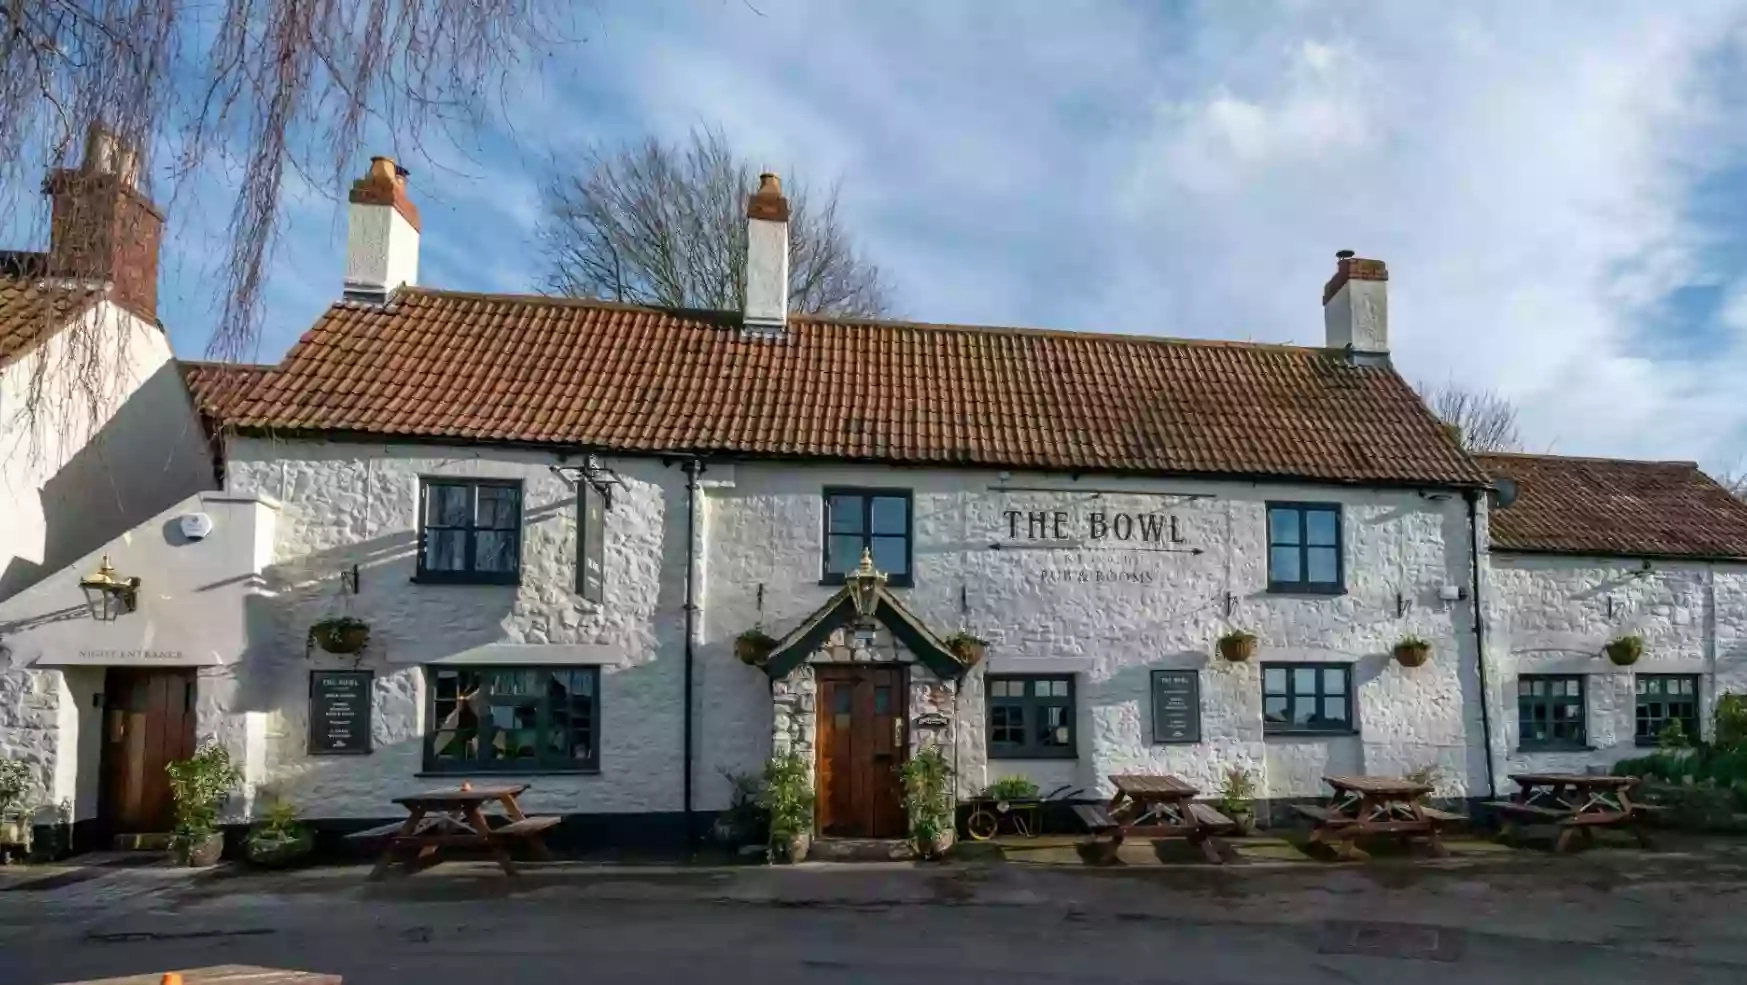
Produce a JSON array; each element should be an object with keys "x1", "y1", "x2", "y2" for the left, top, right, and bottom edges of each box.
[
  {"x1": 79, "y1": 555, "x2": 140, "y2": 621},
  {"x1": 846, "y1": 547, "x2": 888, "y2": 620}
]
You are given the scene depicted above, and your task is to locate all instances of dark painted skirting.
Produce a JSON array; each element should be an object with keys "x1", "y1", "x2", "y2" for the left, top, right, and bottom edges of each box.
[
  {"x1": 28, "y1": 819, "x2": 103, "y2": 861},
  {"x1": 301, "y1": 811, "x2": 714, "y2": 863}
]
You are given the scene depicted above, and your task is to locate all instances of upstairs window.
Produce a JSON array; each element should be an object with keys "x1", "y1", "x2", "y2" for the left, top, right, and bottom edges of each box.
[
  {"x1": 823, "y1": 488, "x2": 913, "y2": 586},
  {"x1": 418, "y1": 478, "x2": 522, "y2": 584},
  {"x1": 1267, "y1": 503, "x2": 1343, "y2": 594}
]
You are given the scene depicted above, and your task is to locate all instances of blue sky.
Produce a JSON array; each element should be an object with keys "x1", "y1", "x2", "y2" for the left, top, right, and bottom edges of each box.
[{"x1": 11, "y1": 1, "x2": 1747, "y2": 473}]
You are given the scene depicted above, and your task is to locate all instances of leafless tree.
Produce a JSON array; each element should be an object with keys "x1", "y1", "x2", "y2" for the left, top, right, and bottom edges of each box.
[
  {"x1": 1, "y1": 0, "x2": 569, "y2": 436},
  {"x1": 538, "y1": 127, "x2": 891, "y2": 317},
  {"x1": 1416, "y1": 379, "x2": 1523, "y2": 452},
  {"x1": 1714, "y1": 470, "x2": 1747, "y2": 501}
]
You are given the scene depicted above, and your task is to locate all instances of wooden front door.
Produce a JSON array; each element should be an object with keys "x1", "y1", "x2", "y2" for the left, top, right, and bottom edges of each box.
[
  {"x1": 815, "y1": 665, "x2": 907, "y2": 838},
  {"x1": 100, "y1": 668, "x2": 197, "y2": 834}
]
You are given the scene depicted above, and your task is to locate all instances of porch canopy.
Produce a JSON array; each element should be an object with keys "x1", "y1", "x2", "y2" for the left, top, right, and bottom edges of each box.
[{"x1": 760, "y1": 554, "x2": 970, "y2": 681}]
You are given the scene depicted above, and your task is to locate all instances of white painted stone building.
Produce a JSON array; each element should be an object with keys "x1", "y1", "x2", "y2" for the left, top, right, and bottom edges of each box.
[{"x1": 10, "y1": 157, "x2": 1747, "y2": 852}]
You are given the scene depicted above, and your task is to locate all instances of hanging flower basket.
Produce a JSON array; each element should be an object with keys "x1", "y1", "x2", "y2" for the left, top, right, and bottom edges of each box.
[
  {"x1": 1217, "y1": 630, "x2": 1258, "y2": 662},
  {"x1": 1605, "y1": 634, "x2": 1644, "y2": 666},
  {"x1": 735, "y1": 626, "x2": 778, "y2": 666},
  {"x1": 1393, "y1": 636, "x2": 1432, "y2": 668},
  {"x1": 307, "y1": 617, "x2": 370, "y2": 655},
  {"x1": 944, "y1": 632, "x2": 988, "y2": 666}
]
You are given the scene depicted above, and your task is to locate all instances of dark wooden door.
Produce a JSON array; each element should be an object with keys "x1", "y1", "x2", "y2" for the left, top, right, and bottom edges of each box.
[
  {"x1": 815, "y1": 665, "x2": 907, "y2": 838},
  {"x1": 100, "y1": 668, "x2": 197, "y2": 833}
]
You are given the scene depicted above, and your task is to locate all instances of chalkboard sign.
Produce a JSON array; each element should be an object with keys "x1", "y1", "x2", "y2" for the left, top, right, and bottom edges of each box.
[
  {"x1": 1151, "y1": 670, "x2": 1200, "y2": 744},
  {"x1": 577, "y1": 481, "x2": 605, "y2": 604},
  {"x1": 309, "y1": 670, "x2": 373, "y2": 755}
]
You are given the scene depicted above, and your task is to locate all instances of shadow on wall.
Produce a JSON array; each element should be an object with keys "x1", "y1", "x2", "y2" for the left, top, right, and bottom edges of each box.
[{"x1": 0, "y1": 359, "x2": 213, "y2": 599}]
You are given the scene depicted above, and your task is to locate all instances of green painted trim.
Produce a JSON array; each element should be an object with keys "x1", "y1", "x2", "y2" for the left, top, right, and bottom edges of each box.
[{"x1": 762, "y1": 588, "x2": 967, "y2": 681}]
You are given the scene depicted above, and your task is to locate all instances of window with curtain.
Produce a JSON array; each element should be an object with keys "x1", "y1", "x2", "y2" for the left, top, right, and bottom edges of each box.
[
  {"x1": 424, "y1": 666, "x2": 600, "y2": 773},
  {"x1": 417, "y1": 478, "x2": 522, "y2": 584}
]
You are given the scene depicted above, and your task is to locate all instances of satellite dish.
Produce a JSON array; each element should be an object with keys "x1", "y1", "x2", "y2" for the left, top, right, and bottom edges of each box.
[{"x1": 1493, "y1": 478, "x2": 1518, "y2": 508}]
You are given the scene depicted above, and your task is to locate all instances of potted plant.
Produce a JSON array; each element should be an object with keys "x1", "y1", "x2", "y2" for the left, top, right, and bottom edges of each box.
[
  {"x1": 1217, "y1": 766, "x2": 1258, "y2": 835},
  {"x1": 900, "y1": 746, "x2": 956, "y2": 859},
  {"x1": 1606, "y1": 634, "x2": 1644, "y2": 666},
  {"x1": 1393, "y1": 634, "x2": 1432, "y2": 668},
  {"x1": 166, "y1": 743, "x2": 242, "y2": 867},
  {"x1": 735, "y1": 625, "x2": 778, "y2": 666},
  {"x1": 1216, "y1": 629, "x2": 1258, "y2": 662},
  {"x1": 0, "y1": 760, "x2": 32, "y2": 857},
  {"x1": 983, "y1": 775, "x2": 1040, "y2": 806},
  {"x1": 307, "y1": 616, "x2": 370, "y2": 656},
  {"x1": 944, "y1": 631, "x2": 988, "y2": 666},
  {"x1": 1405, "y1": 764, "x2": 1444, "y2": 804},
  {"x1": 244, "y1": 801, "x2": 314, "y2": 869},
  {"x1": 758, "y1": 749, "x2": 814, "y2": 863}
]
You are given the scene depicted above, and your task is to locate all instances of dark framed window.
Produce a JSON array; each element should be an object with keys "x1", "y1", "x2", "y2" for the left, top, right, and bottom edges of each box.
[
  {"x1": 1518, "y1": 675, "x2": 1586, "y2": 750},
  {"x1": 1267, "y1": 502, "x2": 1343, "y2": 594},
  {"x1": 1636, "y1": 675, "x2": 1700, "y2": 747},
  {"x1": 822, "y1": 488, "x2": 912, "y2": 587},
  {"x1": 1262, "y1": 663, "x2": 1354, "y2": 734},
  {"x1": 417, "y1": 478, "x2": 522, "y2": 584},
  {"x1": 986, "y1": 674, "x2": 1076, "y2": 759},
  {"x1": 424, "y1": 666, "x2": 599, "y2": 773}
]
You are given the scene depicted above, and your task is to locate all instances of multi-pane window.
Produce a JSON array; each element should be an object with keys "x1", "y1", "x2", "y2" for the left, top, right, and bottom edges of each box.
[
  {"x1": 1518, "y1": 675, "x2": 1586, "y2": 749},
  {"x1": 425, "y1": 666, "x2": 600, "y2": 773},
  {"x1": 823, "y1": 488, "x2": 912, "y2": 586},
  {"x1": 1636, "y1": 675, "x2": 1700, "y2": 747},
  {"x1": 418, "y1": 479, "x2": 522, "y2": 584},
  {"x1": 986, "y1": 675, "x2": 1076, "y2": 759},
  {"x1": 1267, "y1": 503, "x2": 1343, "y2": 594},
  {"x1": 1262, "y1": 663, "x2": 1354, "y2": 734}
]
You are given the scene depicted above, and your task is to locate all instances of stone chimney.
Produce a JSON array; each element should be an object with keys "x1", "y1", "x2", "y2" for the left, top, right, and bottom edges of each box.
[
  {"x1": 43, "y1": 124, "x2": 163, "y2": 320},
  {"x1": 344, "y1": 156, "x2": 420, "y2": 301},
  {"x1": 1322, "y1": 250, "x2": 1388, "y2": 355},
  {"x1": 743, "y1": 172, "x2": 789, "y2": 333}
]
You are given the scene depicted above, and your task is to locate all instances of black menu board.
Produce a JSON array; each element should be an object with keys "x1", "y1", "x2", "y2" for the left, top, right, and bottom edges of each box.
[
  {"x1": 309, "y1": 670, "x2": 373, "y2": 755},
  {"x1": 1151, "y1": 670, "x2": 1201, "y2": 744}
]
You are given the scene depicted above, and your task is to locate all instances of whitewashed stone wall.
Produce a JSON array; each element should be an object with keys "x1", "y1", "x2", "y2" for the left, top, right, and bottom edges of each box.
[
  {"x1": 701, "y1": 463, "x2": 1489, "y2": 805},
  {"x1": 224, "y1": 438, "x2": 692, "y2": 819},
  {"x1": 1490, "y1": 553, "x2": 1747, "y2": 776}
]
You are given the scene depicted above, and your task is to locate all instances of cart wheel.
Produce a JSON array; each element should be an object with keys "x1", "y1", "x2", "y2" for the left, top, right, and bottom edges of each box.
[{"x1": 966, "y1": 808, "x2": 1000, "y2": 841}]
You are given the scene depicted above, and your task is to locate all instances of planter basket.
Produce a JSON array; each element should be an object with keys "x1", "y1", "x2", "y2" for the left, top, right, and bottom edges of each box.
[
  {"x1": 175, "y1": 831, "x2": 225, "y2": 867},
  {"x1": 1394, "y1": 643, "x2": 1432, "y2": 668},
  {"x1": 948, "y1": 640, "x2": 986, "y2": 666},
  {"x1": 1606, "y1": 637, "x2": 1644, "y2": 666},
  {"x1": 735, "y1": 633, "x2": 776, "y2": 666},
  {"x1": 1217, "y1": 635, "x2": 1258, "y2": 662},
  {"x1": 310, "y1": 624, "x2": 369, "y2": 655},
  {"x1": 245, "y1": 831, "x2": 314, "y2": 869}
]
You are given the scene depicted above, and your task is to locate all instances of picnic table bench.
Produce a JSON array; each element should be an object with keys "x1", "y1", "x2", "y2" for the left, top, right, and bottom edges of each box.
[
  {"x1": 1297, "y1": 775, "x2": 1466, "y2": 861},
  {"x1": 357, "y1": 784, "x2": 560, "y2": 879},
  {"x1": 51, "y1": 966, "x2": 340, "y2": 985},
  {"x1": 1487, "y1": 773, "x2": 1655, "y2": 852},
  {"x1": 1081, "y1": 774, "x2": 1238, "y2": 864}
]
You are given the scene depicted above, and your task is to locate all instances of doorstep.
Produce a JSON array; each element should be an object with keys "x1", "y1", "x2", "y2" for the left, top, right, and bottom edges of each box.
[{"x1": 806, "y1": 838, "x2": 917, "y2": 863}]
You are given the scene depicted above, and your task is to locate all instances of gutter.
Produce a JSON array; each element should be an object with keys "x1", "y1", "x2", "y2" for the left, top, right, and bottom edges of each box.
[
  {"x1": 681, "y1": 457, "x2": 705, "y2": 852},
  {"x1": 1465, "y1": 489, "x2": 1497, "y2": 799}
]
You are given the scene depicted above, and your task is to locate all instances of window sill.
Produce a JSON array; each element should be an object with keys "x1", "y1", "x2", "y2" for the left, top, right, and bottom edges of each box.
[
  {"x1": 410, "y1": 575, "x2": 521, "y2": 587},
  {"x1": 987, "y1": 753, "x2": 1078, "y2": 761},
  {"x1": 1264, "y1": 729, "x2": 1359, "y2": 738},
  {"x1": 415, "y1": 769, "x2": 600, "y2": 778},
  {"x1": 1516, "y1": 745, "x2": 1595, "y2": 754},
  {"x1": 1265, "y1": 584, "x2": 1346, "y2": 597},
  {"x1": 820, "y1": 576, "x2": 913, "y2": 589}
]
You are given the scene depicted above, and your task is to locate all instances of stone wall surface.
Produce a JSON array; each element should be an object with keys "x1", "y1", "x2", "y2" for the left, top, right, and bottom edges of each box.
[{"x1": 1491, "y1": 554, "x2": 1747, "y2": 776}]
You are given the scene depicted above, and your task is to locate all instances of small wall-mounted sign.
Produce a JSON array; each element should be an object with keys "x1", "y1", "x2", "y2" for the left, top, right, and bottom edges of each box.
[
  {"x1": 852, "y1": 628, "x2": 878, "y2": 647},
  {"x1": 913, "y1": 711, "x2": 950, "y2": 729},
  {"x1": 1151, "y1": 670, "x2": 1201, "y2": 744},
  {"x1": 309, "y1": 669, "x2": 373, "y2": 755}
]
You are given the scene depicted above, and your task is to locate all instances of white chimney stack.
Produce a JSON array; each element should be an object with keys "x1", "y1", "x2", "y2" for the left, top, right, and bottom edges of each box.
[
  {"x1": 743, "y1": 172, "x2": 789, "y2": 333},
  {"x1": 344, "y1": 156, "x2": 420, "y2": 301},
  {"x1": 1322, "y1": 250, "x2": 1388, "y2": 354}
]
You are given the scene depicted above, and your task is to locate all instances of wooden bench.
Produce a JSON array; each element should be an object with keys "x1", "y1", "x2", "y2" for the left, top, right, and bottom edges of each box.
[
  {"x1": 1185, "y1": 803, "x2": 1237, "y2": 829},
  {"x1": 345, "y1": 817, "x2": 442, "y2": 841},
  {"x1": 1073, "y1": 804, "x2": 1117, "y2": 832},
  {"x1": 1485, "y1": 800, "x2": 1569, "y2": 821},
  {"x1": 494, "y1": 816, "x2": 562, "y2": 837},
  {"x1": 1419, "y1": 806, "x2": 1467, "y2": 823},
  {"x1": 1290, "y1": 803, "x2": 1351, "y2": 825}
]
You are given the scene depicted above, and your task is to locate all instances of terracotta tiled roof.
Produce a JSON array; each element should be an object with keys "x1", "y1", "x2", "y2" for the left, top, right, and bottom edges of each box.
[
  {"x1": 0, "y1": 272, "x2": 105, "y2": 368},
  {"x1": 188, "y1": 288, "x2": 1488, "y2": 485},
  {"x1": 179, "y1": 360, "x2": 278, "y2": 416},
  {"x1": 1479, "y1": 453, "x2": 1747, "y2": 559}
]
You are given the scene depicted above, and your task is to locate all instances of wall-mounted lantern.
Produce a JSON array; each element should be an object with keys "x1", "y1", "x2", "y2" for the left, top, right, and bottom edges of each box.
[
  {"x1": 79, "y1": 555, "x2": 140, "y2": 621},
  {"x1": 846, "y1": 547, "x2": 888, "y2": 621}
]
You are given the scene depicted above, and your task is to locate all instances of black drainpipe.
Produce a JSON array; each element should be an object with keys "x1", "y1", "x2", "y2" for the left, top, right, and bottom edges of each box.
[
  {"x1": 682, "y1": 457, "x2": 704, "y2": 852},
  {"x1": 1465, "y1": 488, "x2": 1497, "y2": 799}
]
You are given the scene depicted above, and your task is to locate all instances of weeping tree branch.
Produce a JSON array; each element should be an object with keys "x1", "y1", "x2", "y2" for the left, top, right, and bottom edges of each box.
[
  {"x1": 537, "y1": 126, "x2": 891, "y2": 318},
  {"x1": 1415, "y1": 379, "x2": 1523, "y2": 453}
]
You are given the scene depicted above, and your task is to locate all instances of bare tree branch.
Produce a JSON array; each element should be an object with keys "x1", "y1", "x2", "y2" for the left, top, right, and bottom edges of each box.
[
  {"x1": 537, "y1": 126, "x2": 891, "y2": 318},
  {"x1": 1415, "y1": 379, "x2": 1523, "y2": 453}
]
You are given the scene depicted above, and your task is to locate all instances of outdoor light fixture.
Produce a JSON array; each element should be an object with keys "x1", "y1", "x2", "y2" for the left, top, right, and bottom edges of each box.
[
  {"x1": 79, "y1": 555, "x2": 140, "y2": 621},
  {"x1": 846, "y1": 547, "x2": 888, "y2": 620}
]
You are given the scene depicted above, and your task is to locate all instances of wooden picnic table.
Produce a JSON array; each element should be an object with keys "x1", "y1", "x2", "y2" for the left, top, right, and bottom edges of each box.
[
  {"x1": 1075, "y1": 774, "x2": 1237, "y2": 864},
  {"x1": 353, "y1": 784, "x2": 560, "y2": 880},
  {"x1": 1488, "y1": 773, "x2": 1654, "y2": 852},
  {"x1": 52, "y1": 966, "x2": 340, "y2": 985},
  {"x1": 1293, "y1": 775, "x2": 1466, "y2": 861}
]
